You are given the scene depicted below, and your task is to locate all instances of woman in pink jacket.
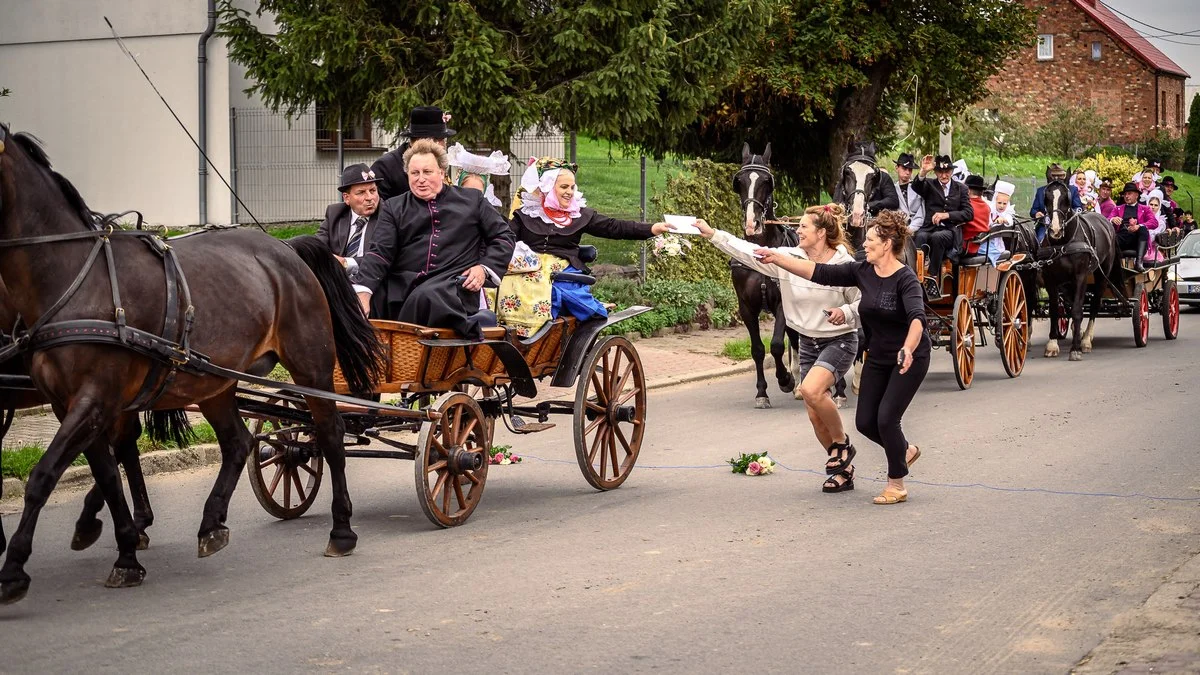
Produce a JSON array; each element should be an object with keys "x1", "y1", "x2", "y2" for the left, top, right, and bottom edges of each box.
[{"x1": 1102, "y1": 182, "x2": 1155, "y2": 272}]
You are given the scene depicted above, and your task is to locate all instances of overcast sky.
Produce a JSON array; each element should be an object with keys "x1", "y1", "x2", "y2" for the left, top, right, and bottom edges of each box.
[{"x1": 1100, "y1": 0, "x2": 1200, "y2": 100}]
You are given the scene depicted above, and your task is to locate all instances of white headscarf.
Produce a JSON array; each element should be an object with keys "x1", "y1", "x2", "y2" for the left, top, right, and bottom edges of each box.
[{"x1": 517, "y1": 158, "x2": 587, "y2": 225}]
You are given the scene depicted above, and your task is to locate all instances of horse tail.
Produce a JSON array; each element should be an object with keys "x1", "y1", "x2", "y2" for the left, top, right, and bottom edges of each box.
[
  {"x1": 143, "y1": 409, "x2": 193, "y2": 448},
  {"x1": 286, "y1": 235, "x2": 384, "y2": 393}
]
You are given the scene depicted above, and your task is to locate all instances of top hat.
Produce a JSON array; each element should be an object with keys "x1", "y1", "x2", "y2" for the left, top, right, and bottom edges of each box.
[
  {"x1": 1121, "y1": 181, "x2": 1140, "y2": 195},
  {"x1": 894, "y1": 152, "x2": 916, "y2": 169},
  {"x1": 405, "y1": 105, "x2": 457, "y2": 139},
  {"x1": 338, "y1": 163, "x2": 380, "y2": 192},
  {"x1": 933, "y1": 155, "x2": 953, "y2": 171},
  {"x1": 964, "y1": 174, "x2": 986, "y2": 191},
  {"x1": 1160, "y1": 176, "x2": 1177, "y2": 189}
]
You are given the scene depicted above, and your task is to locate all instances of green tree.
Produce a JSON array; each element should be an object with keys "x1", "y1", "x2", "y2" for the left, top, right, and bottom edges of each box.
[
  {"x1": 628, "y1": 0, "x2": 1037, "y2": 198},
  {"x1": 1037, "y1": 102, "x2": 1108, "y2": 159},
  {"x1": 1185, "y1": 94, "x2": 1200, "y2": 172},
  {"x1": 218, "y1": 0, "x2": 766, "y2": 149}
]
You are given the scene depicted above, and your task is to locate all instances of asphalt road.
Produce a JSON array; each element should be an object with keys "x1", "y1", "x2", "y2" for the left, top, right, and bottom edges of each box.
[{"x1": 1, "y1": 312, "x2": 1198, "y2": 674}]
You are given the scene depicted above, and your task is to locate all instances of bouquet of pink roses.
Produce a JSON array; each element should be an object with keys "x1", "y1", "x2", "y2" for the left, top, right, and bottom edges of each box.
[
  {"x1": 727, "y1": 451, "x2": 775, "y2": 475},
  {"x1": 490, "y1": 446, "x2": 522, "y2": 465}
]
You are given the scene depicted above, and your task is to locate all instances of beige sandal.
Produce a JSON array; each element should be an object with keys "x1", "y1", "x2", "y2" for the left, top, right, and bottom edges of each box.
[
  {"x1": 907, "y1": 445, "x2": 921, "y2": 468},
  {"x1": 872, "y1": 487, "x2": 908, "y2": 505}
]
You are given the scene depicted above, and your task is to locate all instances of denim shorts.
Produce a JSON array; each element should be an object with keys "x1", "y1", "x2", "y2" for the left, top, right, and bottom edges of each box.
[{"x1": 797, "y1": 332, "x2": 859, "y2": 382}]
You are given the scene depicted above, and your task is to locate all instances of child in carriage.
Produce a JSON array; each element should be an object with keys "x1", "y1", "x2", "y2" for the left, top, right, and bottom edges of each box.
[{"x1": 495, "y1": 157, "x2": 672, "y2": 336}]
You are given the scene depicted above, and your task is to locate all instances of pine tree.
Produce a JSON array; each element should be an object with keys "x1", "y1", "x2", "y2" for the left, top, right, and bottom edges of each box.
[{"x1": 1185, "y1": 94, "x2": 1200, "y2": 173}]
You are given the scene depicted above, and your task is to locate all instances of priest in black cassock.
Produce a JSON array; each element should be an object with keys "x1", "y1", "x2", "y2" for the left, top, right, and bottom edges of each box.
[{"x1": 356, "y1": 139, "x2": 515, "y2": 338}]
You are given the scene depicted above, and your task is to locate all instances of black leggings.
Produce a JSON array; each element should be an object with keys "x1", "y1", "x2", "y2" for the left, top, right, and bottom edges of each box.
[{"x1": 855, "y1": 353, "x2": 929, "y2": 479}]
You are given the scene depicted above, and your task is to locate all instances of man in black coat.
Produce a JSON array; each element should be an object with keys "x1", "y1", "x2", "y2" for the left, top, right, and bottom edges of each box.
[
  {"x1": 911, "y1": 154, "x2": 974, "y2": 298},
  {"x1": 370, "y1": 105, "x2": 456, "y2": 202},
  {"x1": 357, "y1": 140, "x2": 515, "y2": 338},
  {"x1": 315, "y1": 163, "x2": 386, "y2": 316}
]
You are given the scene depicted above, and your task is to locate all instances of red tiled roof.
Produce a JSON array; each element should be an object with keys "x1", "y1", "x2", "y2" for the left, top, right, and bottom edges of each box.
[{"x1": 1072, "y1": 1, "x2": 1189, "y2": 78}]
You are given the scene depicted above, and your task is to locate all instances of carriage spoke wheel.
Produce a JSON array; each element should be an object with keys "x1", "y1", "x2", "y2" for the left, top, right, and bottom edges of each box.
[
  {"x1": 998, "y1": 270, "x2": 1029, "y2": 378},
  {"x1": 1056, "y1": 294, "x2": 1070, "y2": 340},
  {"x1": 415, "y1": 392, "x2": 491, "y2": 528},
  {"x1": 951, "y1": 295, "x2": 976, "y2": 390},
  {"x1": 244, "y1": 397, "x2": 323, "y2": 520},
  {"x1": 1132, "y1": 282, "x2": 1149, "y2": 348},
  {"x1": 574, "y1": 336, "x2": 646, "y2": 490},
  {"x1": 1161, "y1": 280, "x2": 1180, "y2": 340}
]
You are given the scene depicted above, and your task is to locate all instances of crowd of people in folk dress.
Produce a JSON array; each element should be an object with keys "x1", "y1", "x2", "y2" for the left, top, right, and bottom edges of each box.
[{"x1": 315, "y1": 103, "x2": 1196, "y2": 507}]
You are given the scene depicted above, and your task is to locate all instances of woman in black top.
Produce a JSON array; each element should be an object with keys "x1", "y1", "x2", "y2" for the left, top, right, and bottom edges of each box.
[{"x1": 758, "y1": 210, "x2": 929, "y2": 505}]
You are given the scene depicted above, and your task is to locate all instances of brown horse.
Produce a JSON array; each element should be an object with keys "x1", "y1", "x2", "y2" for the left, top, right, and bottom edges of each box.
[{"x1": 0, "y1": 124, "x2": 382, "y2": 604}]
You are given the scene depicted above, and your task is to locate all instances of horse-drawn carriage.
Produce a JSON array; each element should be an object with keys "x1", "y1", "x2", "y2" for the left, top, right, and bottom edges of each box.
[
  {"x1": 238, "y1": 304, "x2": 651, "y2": 527},
  {"x1": 915, "y1": 227, "x2": 1031, "y2": 389}
]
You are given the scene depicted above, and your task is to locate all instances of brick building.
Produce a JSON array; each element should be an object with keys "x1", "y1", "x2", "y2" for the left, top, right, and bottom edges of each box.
[{"x1": 982, "y1": 0, "x2": 1189, "y2": 144}]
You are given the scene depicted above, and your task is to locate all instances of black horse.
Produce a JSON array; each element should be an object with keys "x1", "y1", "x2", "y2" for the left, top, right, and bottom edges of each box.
[
  {"x1": 731, "y1": 143, "x2": 799, "y2": 409},
  {"x1": 832, "y1": 140, "x2": 899, "y2": 255},
  {"x1": 1038, "y1": 179, "x2": 1118, "y2": 361},
  {"x1": 831, "y1": 140, "x2": 899, "y2": 399},
  {"x1": 0, "y1": 124, "x2": 383, "y2": 604}
]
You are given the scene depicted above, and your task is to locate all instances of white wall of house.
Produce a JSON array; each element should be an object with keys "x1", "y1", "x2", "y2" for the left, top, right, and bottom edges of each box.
[{"x1": 0, "y1": 0, "x2": 236, "y2": 227}]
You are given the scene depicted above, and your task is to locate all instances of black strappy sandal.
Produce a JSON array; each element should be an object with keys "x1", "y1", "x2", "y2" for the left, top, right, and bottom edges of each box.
[
  {"x1": 822, "y1": 466, "x2": 855, "y2": 493},
  {"x1": 825, "y1": 437, "x2": 857, "y2": 475}
]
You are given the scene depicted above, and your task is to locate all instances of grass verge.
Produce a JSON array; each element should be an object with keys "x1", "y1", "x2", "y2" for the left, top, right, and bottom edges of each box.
[
  {"x1": 2, "y1": 420, "x2": 219, "y2": 480},
  {"x1": 721, "y1": 338, "x2": 752, "y2": 361}
]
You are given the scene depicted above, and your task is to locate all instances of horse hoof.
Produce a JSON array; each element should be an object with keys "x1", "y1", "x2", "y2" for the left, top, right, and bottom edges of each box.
[
  {"x1": 1069, "y1": 351, "x2": 1083, "y2": 362},
  {"x1": 778, "y1": 375, "x2": 796, "y2": 393},
  {"x1": 0, "y1": 578, "x2": 30, "y2": 605},
  {"x1": 324, "y1": 538, "x2": 357, "y2": 558},
  {"x1": 1081, "y1": 343, "x2": 1093, "y2": 354},
  {"x1": 754, "y1": 397, "x2": 772, "y2": 409},
  {"x1": 833, "y1": 396, "x2": 848, "y2": 409},
  {"x1": 137, "y1": 532, "x2": 151, "y2": 551},
  {"x1": 104, "y1": 565, "x2": 146, "y2": 589},
  {"x1": 1044, "y1": 348, "x2": 1059, "y2": 358},
  {"x1": 793, "y1": 386, "x2": 804, "y2": 400},
  {"x1": 197, "y1": 528, "x2": 230, "y2": 558},
  {"x1": 70, "y1": 519, "x2": 104, "y2": 551}
]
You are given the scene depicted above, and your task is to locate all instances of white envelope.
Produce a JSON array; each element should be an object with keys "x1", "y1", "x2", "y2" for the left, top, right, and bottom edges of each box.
[{"x1": 664, "y1": 214, "x2": 701, "y2": 235}]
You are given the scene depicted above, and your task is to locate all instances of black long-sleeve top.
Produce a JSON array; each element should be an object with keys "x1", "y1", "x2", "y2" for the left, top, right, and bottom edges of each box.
[
  {"x1": 510, "y1": 208, "x2": 655, "y2": 271},
  {"x1": 811, "y1": 260, "x2": 932, "y2": 360}
]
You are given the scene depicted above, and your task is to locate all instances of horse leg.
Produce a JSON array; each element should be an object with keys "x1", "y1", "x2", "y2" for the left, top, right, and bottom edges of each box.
[
  {"x1": 786, "y1": 328, "x2": 803, "y2": 400},
  {"x1": 0, "y1": 396, "x2": 129, "y2": 603},
  {"x1": 1082, "y1": 275, "x2": 1105, "y2": 354},
  {"x1": 0, "y1": 407, "x2": 11, "y2": 557},
  {"x1": 80, "y1": 434, "x2": 147, "y2": 589},
  {"x1": 1069, "y1": 279, "x2": 1087, "y2": 361},
  {"x1": 771, "y1": 314, "x2": 794, "y2": 394},
  {"x1": 742, "y1": 309, "x2": 770, "y2": 408},
  {"x1": 1044, "y1": 282, "x2": 1061, "y2": 358},
  {"x1": 302, "y1": 396, "x2": 356, "y2": 557},
  {"x1": 71, "y1": 484, "x2": 107, "y2": 552},
  {"x1": 195, "y1": 390, "x2": 256, "y2": 558},
  {"x1": 115, "y1": 415, "x2": 152, "y2": 550}
]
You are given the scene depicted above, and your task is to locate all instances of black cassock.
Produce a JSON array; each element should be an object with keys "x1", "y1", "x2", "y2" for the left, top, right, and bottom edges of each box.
[{"x1": 358, "y1": 185, "x2": 515, "y2": 337}]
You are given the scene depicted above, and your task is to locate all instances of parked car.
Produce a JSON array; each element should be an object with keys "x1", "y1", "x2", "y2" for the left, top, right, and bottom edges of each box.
[{"x1": 1171, "y1": 230, "x2": 1200, "y2": 306}]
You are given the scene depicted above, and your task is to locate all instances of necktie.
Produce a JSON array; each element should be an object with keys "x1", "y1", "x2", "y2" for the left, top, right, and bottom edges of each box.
[{"x1": 345, "y1": 216, "x2": 367, "y2": 257}]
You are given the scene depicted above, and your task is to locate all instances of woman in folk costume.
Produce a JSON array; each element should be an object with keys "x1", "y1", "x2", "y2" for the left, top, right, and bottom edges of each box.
[
  {"x1": 496, "y1": 157, "x2": 671, "y2": 336},
  {"x1": 447, "y1": 143, "x2": 511, "y2": 208},
  {"x1": 1074, "y1": 170, "x2": 1098, "y2": 213}
]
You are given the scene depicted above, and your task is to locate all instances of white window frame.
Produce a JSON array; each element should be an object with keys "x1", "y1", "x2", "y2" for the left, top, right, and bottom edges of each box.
[
  {"x1": 1091, "y1": 41, "x2": 1101, "y2": 61},
  {"x1": 1038, "y1": 34, "x2": 1054, "y2": 61}
]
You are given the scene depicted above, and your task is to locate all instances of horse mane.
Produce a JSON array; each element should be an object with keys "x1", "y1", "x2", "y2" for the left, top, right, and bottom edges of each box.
[{"x1": 10, "y1": 131, "x2": 96, "y2": 228}]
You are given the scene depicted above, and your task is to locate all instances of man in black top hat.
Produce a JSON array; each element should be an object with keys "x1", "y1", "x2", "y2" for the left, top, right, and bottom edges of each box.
[
  {"x1": 893, "y1": 152, "x2": 925, "y2": 232},
  {"x1": 370, "y1": 105, "x2": 457, "y2": 202},
  {"x1": 315, "y1": 163, "x2": 386, "y2": 316},
  {"x1": 911, "y1": 154, "x2": 974, "y2": 298}
]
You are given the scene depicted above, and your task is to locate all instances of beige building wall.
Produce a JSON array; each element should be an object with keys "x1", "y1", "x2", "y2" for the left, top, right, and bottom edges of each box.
[{"x1": 0, "y1": 1, "x2": 236, "y2": 227}]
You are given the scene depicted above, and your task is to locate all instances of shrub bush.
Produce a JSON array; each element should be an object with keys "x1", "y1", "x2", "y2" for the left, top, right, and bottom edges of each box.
[
  {"x1": 1078, "y1": 151, "x2": 1145, "y2": 186},
  {"x1": 593, "y1": 277, "x2": 739, "y2": 337},
  {"x1": 1137, "y1": 131, "x2": 1184, "y2": 171}
]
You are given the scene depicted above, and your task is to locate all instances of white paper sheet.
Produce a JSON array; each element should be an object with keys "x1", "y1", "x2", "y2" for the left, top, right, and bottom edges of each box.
[{"x1": 664, "y1": 214, "x2": 701, "y2": 235}]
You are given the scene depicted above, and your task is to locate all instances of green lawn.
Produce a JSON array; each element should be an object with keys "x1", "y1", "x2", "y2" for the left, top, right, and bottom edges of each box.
[
  {"x1": 574, "y1": 136, "x2": 683, "y2": 222},
  {"x1": 2, "y1": 421, "x2": 219, "y2": 480}
]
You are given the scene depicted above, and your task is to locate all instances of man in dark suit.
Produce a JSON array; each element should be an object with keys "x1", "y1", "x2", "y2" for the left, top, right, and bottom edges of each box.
[
  {"x1": 1030, "y1": 163, "x2": 1082, "y2": 242},
  {"x1": 316, "y1": 163, "x2": 385, "y2": 316},
  {"x1": 370, "y1": 106, "x2": 456, "y2": 202},
  {"x1": 911, "y1": 154, "x2": 975, "y2": 299}
]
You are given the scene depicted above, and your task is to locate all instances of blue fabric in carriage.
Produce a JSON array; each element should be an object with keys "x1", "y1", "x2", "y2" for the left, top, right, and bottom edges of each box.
[{"x1": 551, "y1": 265, "x2": 608, "y2": 321}]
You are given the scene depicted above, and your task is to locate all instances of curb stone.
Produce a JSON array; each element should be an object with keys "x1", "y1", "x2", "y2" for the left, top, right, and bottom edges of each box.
[{"x1": 0, "y1": 359, "x2": 768, "y2": 502}]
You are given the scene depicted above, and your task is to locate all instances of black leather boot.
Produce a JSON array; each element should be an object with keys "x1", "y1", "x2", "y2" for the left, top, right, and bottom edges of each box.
[{"x1": 1134, "y1": 239, "x2": 1147, "y2": 273}]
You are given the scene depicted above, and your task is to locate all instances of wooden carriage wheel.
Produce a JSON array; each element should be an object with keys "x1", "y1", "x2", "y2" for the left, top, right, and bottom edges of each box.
[
  {"x1": 573, "y1": 336, "x2": 646, "y2": 490},
  {"x1": 951, "y1": 295, "x2": 976, "y2": 390},
  {"x1": 998, "y1": 270, "x2": 1029, "y2": 378},
  {"x1": 1132, "y1": 282, "x2": 1149, "y2": 348},
  {"x1": 414, "y1": 392, "x2": 491, "y2": 528},
  {"x1": 1161, "y1": 280, "x2": 1180, "y2": 340},
  {"x1": 1056, "y1": 293, "x2": 1070, "y2": 340},
  {"x1": 245, "y1": 397, "x2": 324, "y2": 520}
]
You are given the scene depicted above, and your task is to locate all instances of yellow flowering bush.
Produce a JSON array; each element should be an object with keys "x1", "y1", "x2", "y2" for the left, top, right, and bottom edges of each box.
[{"x1": 1078, "y1": 152, "x2": 1145, "y2": 185}]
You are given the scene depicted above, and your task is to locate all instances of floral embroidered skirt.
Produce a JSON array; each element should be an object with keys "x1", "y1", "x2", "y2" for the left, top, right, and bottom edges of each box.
[{"x1": 495, "y1": 253, "x2": 607, "y2": 337}]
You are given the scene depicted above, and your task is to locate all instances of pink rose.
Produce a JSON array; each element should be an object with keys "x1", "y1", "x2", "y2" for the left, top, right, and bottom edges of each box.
[
  {"x1": 493, "y1": 452, "x2": 505, "y2": 464},
  {"x1": 747, "y1": 461, "x2": 762, "y2": 476}
]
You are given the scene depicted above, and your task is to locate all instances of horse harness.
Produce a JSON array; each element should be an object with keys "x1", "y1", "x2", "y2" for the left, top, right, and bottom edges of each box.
[
  {"x1": 1034, "y1": 210, "x2": 1101, "y2": 272},
  {"x1": 0, "y1": 224, "x2": 402, "y2": 414}
]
